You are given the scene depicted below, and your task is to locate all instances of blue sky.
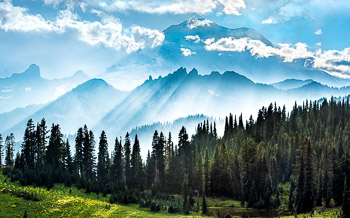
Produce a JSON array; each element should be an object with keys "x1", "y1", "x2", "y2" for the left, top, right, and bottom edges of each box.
[{"x1": 1, "y1": 0, "x2": 350, "y2": 88}]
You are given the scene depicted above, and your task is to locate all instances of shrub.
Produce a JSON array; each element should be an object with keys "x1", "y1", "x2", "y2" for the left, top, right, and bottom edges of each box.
[{"x1": 150, "y1": 201, "x2": 161, "y2": 212}]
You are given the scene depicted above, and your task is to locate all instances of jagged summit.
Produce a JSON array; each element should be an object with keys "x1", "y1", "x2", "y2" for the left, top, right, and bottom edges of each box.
[{"x1": 11, "y1": 64, "x2": 41, "y2": 80}]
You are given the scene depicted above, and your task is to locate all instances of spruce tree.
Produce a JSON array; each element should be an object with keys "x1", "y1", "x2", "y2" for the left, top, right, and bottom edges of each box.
[
  {"x1": 21, "y1": 119, "x2": 36, "y2": 168},
  {"x1": 111, "y1": 137, "x2": 123, "y2": 189},
  {"x1": 97, "y1": 131, "x2": 109, "y2": 189},
  {"x1": 64, "y1": 139, "x2": 73, "y2": 173},
  {"x1": 130, "y1": 134, "x2": 143, "y2": 189},
  {"x1": 5, "y1": 134, "x2": 15, "y2": 167},
  {"x1": 296, "y1": 144, "x2": 305, "y2": 213},
  {"x1": 145, "y1": 150, "x2": 155, "y2": 189},
  {"x1": 202, "y1": 191, "x2": 208, "y2": 215},
  {"x1": 82, "y1": 126, "x2": 95, "y2": 179},
  {"x1": 204, "y1": 148, "x2": 210, "y2": 195},
  {"x1": 0, "y1": 134, "x2": 3, "y2": 165},
  {"x1": 195, "y1": 144, "x2": 203, "y2": 193},
  {"x1": 75, "y1": 127, "x2": 84, "y2": 176},
  {"x1": 342, "y1": 176, "x2": 350, "y2": 218},
  {"x1": 124, "y1": 132, "x2": 131, "y2": 188},
  {"x1": 46, "y1": 124, "x2": 64, "y2": 169},
  {"x1": 302, "y1": 137, "x2": 315, "y2": 213},
  {"x1": 36, "y1": 118, "x2": 47, "y2": 168}
]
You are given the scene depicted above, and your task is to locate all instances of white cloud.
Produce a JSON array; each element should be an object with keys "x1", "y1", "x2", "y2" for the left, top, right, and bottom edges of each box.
[
  {"x1": 0, "y1": 1, "x2": 164, "y2": 53},
  {"x1": 185, "y1": 35, "x2": 201, "y2": 43},
  {"x1": 203, "y1": 37, "x2": 350, "y2": 77},
  {"x1": 204, "y1": 38, "x2": 215, "y2": 45},
  {"x1": 0, "y1": 0, "x2": 57, "y2": 32},
  {"x1": 315, "y1": 29, "x2": 322, "y2": 35},
  {"x1": 218, "y1": 0, "x2": 246, "y2": 15},
  {"x1": 99, "y1": 0, "x2": 246, "y2": 15},
  {"x1": 262, "y1": 2, "x2": 308, "y2": 24},
  {"x1": 187, "y1": 18, "x2": 213, "y2": 29},
  {"x1": 25, "y1": 87, "x2": 32, "y2": 92},
  {"x1": 262, "y1": 18, "x2": 277, "y2": 24},
  {"x1": 181, "y1": 48, "x2": 196, "y2": 56}
]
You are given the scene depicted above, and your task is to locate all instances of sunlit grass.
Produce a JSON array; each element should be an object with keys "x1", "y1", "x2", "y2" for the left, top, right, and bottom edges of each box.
[
  {"x1": 0, "y1": 173, "x2": 200, "y2": 217},
  {"x1": 0, "y1": 172, "x2": 342, "y2": 217}
]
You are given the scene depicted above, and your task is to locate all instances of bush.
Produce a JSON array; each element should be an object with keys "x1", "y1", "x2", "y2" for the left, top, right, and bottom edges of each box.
[
  {"x1": 109, "y1": 189, "x2": 140, "y2": 204},
  {"x1": 150, "y1": 201, "x2": 161, "y2": 212},
  {"x1": 168, "y1": 202, "x2": 181, "y2": 213}
]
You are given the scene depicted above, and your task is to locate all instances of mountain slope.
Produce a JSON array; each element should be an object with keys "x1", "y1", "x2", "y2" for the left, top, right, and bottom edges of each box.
[
  {"x1": 272, "y1": 79, "x2": 314, "y2": 90},
  {"x1": 2, "y1": 78, "x2": 127, "y2": 138},
  {"x1": 0, "y1": 64, "x2": 89, "y2": 113}
]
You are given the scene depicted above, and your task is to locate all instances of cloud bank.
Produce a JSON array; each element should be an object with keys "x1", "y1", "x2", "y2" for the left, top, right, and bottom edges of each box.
[
  {"x1": 98, "y1": 0, "x2": 246, "y2": 15},
  {"x1": 0, "y1": 0, "x2": 164, "y2": 53},
  {"x1": 199, "y1": 36, "x2": 350, "y2": 78}
]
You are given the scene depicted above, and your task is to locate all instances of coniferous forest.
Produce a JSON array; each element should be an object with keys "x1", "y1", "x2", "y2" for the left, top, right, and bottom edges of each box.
[{"x1": 1, "y1": 97, "x2": 350, "y2": 216}]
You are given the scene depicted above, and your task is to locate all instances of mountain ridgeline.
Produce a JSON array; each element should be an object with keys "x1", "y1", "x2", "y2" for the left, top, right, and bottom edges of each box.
[
  {"x1": 106, "y1": 19, "x2": 350, "y2": 89},
  {"x1": 2, "y1": 97, "x2": 350, "y2": 216},
  {"x1": 0, "y1": 64, "x2": 89, "y2": 113},
  {"x1": 2, "y1": 66, "x2": 350, "y2": 156}
]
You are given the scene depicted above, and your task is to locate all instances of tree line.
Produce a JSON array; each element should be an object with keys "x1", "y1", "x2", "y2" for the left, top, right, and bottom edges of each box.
[{"x1": 1, "y1": 97, "x2": 350, "y2": 216}]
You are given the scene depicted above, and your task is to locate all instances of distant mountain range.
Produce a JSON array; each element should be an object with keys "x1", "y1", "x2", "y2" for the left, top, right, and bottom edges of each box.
[
  {"x1": 0, "y1": 64, "x2": 89, "y2": 113},
  {"x1": 272, "y1": 79, "x2": 314, "y2": 90},
  {"x1": 0, "y1": 78, "x2": 126, "y2": 140},
  {"x1": 103, "y1": 19, "x2": 350, "y2": 89},
  {"x1": 2, "y1": 65, "x2": 350, "y2": 153}
]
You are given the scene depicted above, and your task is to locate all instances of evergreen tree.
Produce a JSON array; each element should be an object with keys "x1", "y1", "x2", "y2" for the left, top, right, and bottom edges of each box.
[
  {"x1": 241, "y1": 139, "x2": 258, "y2": 203},
  {"x1": 64, "y1": 139, "x2": 73, "y2": 173},
  {"x1": 36, "y1": 118, "x2": 47, "y2": 168},
  {"x1": 82, "y1": 126, "x2": 95, "y2": 179},
  {"x1": 0, "y1": 134, "x2": 3, "y2": 165},
  {"x1": 130, "y1": 134, "x2": 143, "y2": 189},
  {"x1": 151, "y1": 131, "x2": 165, "y2": 188},
  {"x1": 111, "y1": 137, "x2": 123, "y2": 189},
  {"x1": 296, "y1": 143, "x2": 305, "y2": 213},
  {"x1": 342, "y1": 176, "x2": 350, "y2": 218},
  {"x1": 204, "y1": 148, "x2": 210, "y2": 195},
  {"x1": 75, "y1": 127, "x2": 84, "y2": 176},
  {"x1": 194, "y1": 144, "x2": 203, "y2": 193},
  {"x1": 302, "y1": 137, "x2": 315, "y2": 213},
  {"x1": 145, "y1": 150, "x2": 155, "y2": 189},
  {"x1": 46, "y1": 124, "x2": 64, "y2": 169},
  {"x1": 21, "y1": 119, "x2": 36, "y2": 168},
  {"x1": 97, "y1": 131, "x2": 109, "y2": 189},
  {"x1": 202, "y1": 191, "x2": 208, "y2": 215},
  {"x1": 124, "y1": 132, "x2": 131, "y2": 188},
  {"x1": 5, "y1": 134, "x2": 15, "y2": 167}
]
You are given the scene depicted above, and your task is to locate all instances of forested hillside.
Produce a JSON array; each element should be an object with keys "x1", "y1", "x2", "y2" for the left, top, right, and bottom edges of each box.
[{"x1": 1, "y1": 97, "x2": 350, "y2": 216}]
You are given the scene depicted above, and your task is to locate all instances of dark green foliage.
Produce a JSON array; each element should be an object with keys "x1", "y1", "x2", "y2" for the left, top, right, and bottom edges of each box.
[
  {"x1": 130, "y1": 134, "x2": 143, "y2": 189},
  {"x1": 83, "y1": 126, "x2": 95, "y2": 180},
  {"x1": 97, "y1": 131, "x2": 109, "y2": 191},
  {"x1": 202, "y1": 191, "x2": 208, "y2": 215},
  {"x1": 0, "y1": 134, "x2": 3, "y2": 166},
  {"x1": 110, "y1": 137, "x2": 123, "y2": 190},
  {"x1": 75, "y1": 127, "x2": 84, "y2": 176},
  {"x1": 21, "y1": 119, "x2": 36, "y2": 168},
  {"x1": 124, "y1": 132, "x2": 131, "y2": 188},
  {"x1": 5, "y1": 133, "x2": 15, "y2": 167},
  {"x1": 6, "y1": 97, "x2": 350, "y2": 215},
  {"x1": 343, "y1": 177, "x2": 350, "y2": 218}
]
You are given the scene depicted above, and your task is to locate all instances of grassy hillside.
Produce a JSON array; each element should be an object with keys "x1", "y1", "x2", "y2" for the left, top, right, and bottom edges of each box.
[
  {"x1": 0, "y1": 172, "x2": 342, "y2": 217},
  {"x1": 0, "y1": 173, "x2": 200, "y2": 217}
]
